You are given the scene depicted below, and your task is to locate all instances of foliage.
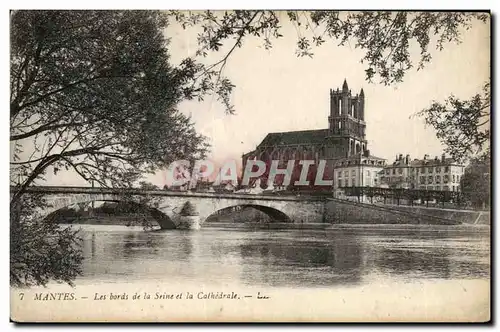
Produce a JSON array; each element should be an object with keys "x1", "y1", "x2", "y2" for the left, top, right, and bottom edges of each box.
[
  {"x1": 10, "y1": 194, "x2": 84, "y2": 287},
  {"x1": 44, "y1": 206, "x2": 81, "y2": 222},
  {"x1": 179, "y1": 201, "x2": 198, "y2": 216},
  {"x1": 10, "y1": 10, "x2": 209, "y2": 205},
  {"x1": 460, "y1": 154, "x2": 490, "y2": 208},
  {"x1": 138, "y1": 181, "x2": 160, "y2": 190},
  {"x1": 113, "y1": 192, "x2": 165, "y2": 230},
  {"x1": 95, "y1": 201, "x2": 150, "y2": 215},
  {"x1": 414, "y1": 82, "x2": 490, "y2": 163},
  {"x1": 10, "y1": 10, "x2": 211, "y2": 287},
  {"x1": 170, "y1": 10, "x2": 488, "y2": 104},
  {"x1": 45, "y1": 200, "x2": 166, "y2": 231}
]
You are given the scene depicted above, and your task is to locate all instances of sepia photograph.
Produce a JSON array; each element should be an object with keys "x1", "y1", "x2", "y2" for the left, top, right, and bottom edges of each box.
[{"x1": 9, "y1": 9, "x2": 491, "y2": 323}]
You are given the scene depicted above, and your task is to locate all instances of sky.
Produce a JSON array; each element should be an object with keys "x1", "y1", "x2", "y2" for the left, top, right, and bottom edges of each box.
[
  {"x1": 18, "y1": 11, "x2": 490, "y2": 187},
  {"x1": 147, "y1": 12, "x2": 490, "y2": 186},
  {"x1": 168, "y1": 13, "x2": 490, "y2": 163}
]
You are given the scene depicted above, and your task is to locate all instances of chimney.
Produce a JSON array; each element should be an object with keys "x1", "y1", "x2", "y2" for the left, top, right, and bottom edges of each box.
[
  {"x1": 441, "y1": 153, "x2": 445, "y2": 162},
  {"x1": 405, "y1": 154, "x2": 410, "y2": 164},
  {"x1": 399, "y1": 154, "x2": 403, "y2": 161}
]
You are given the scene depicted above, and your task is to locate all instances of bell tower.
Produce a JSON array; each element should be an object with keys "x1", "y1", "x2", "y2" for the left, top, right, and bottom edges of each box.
[{"x1": 327, "y1": 79, "x2": 367, "y2": 158}]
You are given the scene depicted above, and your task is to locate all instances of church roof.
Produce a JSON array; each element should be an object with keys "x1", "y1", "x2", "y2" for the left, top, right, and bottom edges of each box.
[{"x1": 257, "y1": 129, "x2": 330, "y2": 147}]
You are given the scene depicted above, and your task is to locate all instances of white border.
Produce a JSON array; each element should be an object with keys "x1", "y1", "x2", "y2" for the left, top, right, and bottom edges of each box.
[{"x1": 2, "y1": 1, "x2": 497, "y2": 330}]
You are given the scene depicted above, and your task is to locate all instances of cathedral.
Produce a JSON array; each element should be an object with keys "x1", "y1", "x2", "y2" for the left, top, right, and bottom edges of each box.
[{"x1": 242, "y1": 79, "x2": 386, "y2": 191}]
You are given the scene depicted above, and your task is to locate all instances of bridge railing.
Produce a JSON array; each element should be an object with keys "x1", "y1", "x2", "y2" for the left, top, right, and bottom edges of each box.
[
  {"x1": 338, "y1": 186, "x2": 487, "y2": 211},
  {"x1": 12, "y1": 186, "x2": 329, "y2": 202}
]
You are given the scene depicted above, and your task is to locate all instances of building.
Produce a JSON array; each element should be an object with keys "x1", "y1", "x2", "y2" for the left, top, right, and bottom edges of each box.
[
  {"x1": 333, "y1": 153, "x2": 386, "y2": 190},
  {"x1": 380, "y1": 154, "x2": 465, "y2": 192},
  {"x1": 378, "y1": 154, "x2": 414, "y2": 189},
  {"x1": 242, "y1": 79, "x2": 386, "y2": 191}
]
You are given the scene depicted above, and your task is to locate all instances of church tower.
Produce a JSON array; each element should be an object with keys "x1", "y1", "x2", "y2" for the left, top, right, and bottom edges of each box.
[{"x1": 327, "y1": 79, "x2": 367, "y2": 158}]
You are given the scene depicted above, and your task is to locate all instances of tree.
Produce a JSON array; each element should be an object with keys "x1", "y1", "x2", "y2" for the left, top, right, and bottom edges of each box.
[
  {"x1": 414, "y1": 82, "x2": 490, "y2": 163},
  {"x1": 10, "y1": 10, "x2": 209, "y2": 206},
  {"x1": 460, "y1": 154, "x2": 490, "y2": 208},
  {"x1": 10, "y1": 10, "x2": 212, "y2": 287},
  {"x1": 10, "y1": 193, "x2": 83, "y2": 287},
  {"x1": 138, "y1": 181, "x2": 160, "y2": 190}
]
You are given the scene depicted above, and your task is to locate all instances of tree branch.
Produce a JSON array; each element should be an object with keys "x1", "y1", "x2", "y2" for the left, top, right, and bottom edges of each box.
[{"x1": 10, "y1": 120, "x2": 89, "y2": 141}]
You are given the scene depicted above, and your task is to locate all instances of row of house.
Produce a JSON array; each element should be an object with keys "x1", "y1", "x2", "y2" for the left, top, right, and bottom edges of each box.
[
  {"x1": 379, "y1": 153, "x2": 465, "y2": 191},
  {"x1": 171, "y1": 151, "x2": 465, "y2": 194},
  {"x1": 329, "y1": 152, "x2": 464, "y2": 197}
]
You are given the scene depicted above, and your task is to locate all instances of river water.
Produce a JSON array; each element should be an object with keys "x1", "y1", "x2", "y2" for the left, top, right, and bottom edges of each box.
[
  {"x1": 11, "y1": 223, "x2": 490, "y2": 322},
  {"x1": 76, "y1": 223, "x2": 490, "y2": 287}
]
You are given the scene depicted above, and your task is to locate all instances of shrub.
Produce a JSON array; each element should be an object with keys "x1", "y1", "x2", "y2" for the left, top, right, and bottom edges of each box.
[{"x1": 10, "y1": 194, "x2": 83, "y2": 287}]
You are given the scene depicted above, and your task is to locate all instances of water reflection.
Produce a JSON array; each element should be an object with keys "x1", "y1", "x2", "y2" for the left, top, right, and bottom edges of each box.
[
  {"x1": 375, "y1": 244, "x2": 490, "y2": 280},
  {"x1": 376, "y1": 248, "x2": 452, "y2": 279},
  {"x1": 75, "y1": 225, "x2": 490, "y2": 288},
  {"x1": 238, "y1": 232, "x2": 363, "y2": 287},
  {"x1": 121, "y1": 232, "x2": 162, "y2": 260}
]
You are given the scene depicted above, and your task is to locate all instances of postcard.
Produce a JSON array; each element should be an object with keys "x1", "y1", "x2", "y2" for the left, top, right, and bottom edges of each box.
[{"x1": 10, "y1": 10, "x2": 490, "y2": 322}]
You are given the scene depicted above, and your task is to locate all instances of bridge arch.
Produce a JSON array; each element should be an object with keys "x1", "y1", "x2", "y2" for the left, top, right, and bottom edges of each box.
[
  {"x1": 41, "y1": 198, "x2": 176, "y2": 229},
  {"x1": 204, "y1": 204, "x2": 292, "y2": 224},
  {"x1": 18, "y1": 186, "x2": 328, "y2": 229}
]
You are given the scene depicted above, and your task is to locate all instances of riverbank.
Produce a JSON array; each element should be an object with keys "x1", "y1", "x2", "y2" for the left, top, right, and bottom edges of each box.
[
  {"x1": 202, "y1": 222, "x2": 490, "y2": 232},
  {"x1": 373, "y1": 203, "x2": 490, "y2": 225},
  {"x1": 325, "y1": 198, "x2": 490, "y2": 226}
]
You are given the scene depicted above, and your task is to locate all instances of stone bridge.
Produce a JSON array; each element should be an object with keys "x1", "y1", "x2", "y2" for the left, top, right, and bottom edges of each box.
[{"x1": 17, "y1": 186, "x2": 328, "y2": 229}]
